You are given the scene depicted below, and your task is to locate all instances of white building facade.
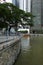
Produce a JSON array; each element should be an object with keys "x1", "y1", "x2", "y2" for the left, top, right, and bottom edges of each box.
[
  {"x1": 19, "y1": 0, "x2": 31, "y2": 12},
  {"x1": 0, "y1": 0, "x2": 31, "y2": 12}
]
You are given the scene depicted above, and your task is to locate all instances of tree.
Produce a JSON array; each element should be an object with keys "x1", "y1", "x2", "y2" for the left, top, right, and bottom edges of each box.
[
  {"x1": 21, "y1": 12, "x2": 35, "y2": 33},
  {"x1": 0, "y1": 3, "x2": 25, "y2": 33},
  {"x1": 0, "y1": 3, "x2": 34, "y2": 35},
  {"x1": 0, "y1": 3, "x2": 13, "y2": 28},
  {"x1": 22, "y1": 12, "x2": 34, "y2": 27}
]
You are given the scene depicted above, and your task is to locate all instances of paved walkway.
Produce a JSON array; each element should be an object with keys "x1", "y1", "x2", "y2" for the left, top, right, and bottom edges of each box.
[
  {"x1": 0, "y1": 36, "x2": 21, "y2": 51},
  {"x1": 0, "y1": 36, "x2": 19, "y2": 43}
]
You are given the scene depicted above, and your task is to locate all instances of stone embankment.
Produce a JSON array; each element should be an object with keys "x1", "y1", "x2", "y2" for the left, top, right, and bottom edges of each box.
[{"x1": 0, "y1": 36, "x2": 21, "y2": 65}]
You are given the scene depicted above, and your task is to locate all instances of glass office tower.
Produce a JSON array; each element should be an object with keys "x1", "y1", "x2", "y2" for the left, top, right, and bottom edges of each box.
[
  {"x1": 41, "y1": 0, "x2": 43, "y2": 26},
  {"x1": 12, "y1": 0, "x2": 19, "y2": 7},
  {"x1": 31, "y1": 0, "x2": 41, "y2": 30},
  {"x1": 19, "y1": 0, "x2": 30, "y2": 12}
]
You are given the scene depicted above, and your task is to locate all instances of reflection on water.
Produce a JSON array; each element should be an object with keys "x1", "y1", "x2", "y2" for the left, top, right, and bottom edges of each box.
[
  {"x1": 15, "y1": 36, "x2": 43, "y2": 65},
  {"x1": 21, "y1": 37, "x2": 30, "y2": 52}
]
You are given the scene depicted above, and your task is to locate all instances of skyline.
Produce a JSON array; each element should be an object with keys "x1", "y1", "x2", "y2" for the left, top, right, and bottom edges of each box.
[
  {"x1": 19, "y1": 0, "x2": 31, "y2": 12},
  {"x1": 7, "y1": 0, "x2": 31, "y2": 12},
  {"x1": 0, "y1": 0, "x2": 31, "y2": 12}
]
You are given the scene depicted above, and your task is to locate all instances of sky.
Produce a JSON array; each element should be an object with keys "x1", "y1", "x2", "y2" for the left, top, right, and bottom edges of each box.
[
  {"x1": 6, "y1": 0, "x2": 12, "y2": 3},
  {"x1": 0, "y1": 0, "x2": 12, "y2": 3}
]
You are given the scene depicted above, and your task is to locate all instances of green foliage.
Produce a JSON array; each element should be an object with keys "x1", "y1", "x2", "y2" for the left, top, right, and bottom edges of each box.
[
  {"x1": 0, "y1": 3, "x2": 34, "y2": 31},
  {"x1": 0, "y1": 3, "x2": 24, "y2": 29},
  {"x1": 0, "y1": 3, "x2": 13, "y2": 28},
  {"x1": 18, "y1": 30, "x2": 28, "y2": 33},
  {"x1": 22, "y1": 12, "x2": 34, "y2": 27}
]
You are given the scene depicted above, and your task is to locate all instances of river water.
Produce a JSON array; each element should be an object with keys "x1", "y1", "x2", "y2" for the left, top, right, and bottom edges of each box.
[{"x1": 15, "y1": 36, "x2": 43, "y2": 65}]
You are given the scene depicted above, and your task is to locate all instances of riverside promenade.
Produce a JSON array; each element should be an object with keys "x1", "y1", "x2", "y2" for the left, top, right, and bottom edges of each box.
[
  {"x1": 0, "y1": 36, "x2": 21, "y2": 65},
  {"x1": 0, "y1": 36, "x2": 19, "y2": 43}
]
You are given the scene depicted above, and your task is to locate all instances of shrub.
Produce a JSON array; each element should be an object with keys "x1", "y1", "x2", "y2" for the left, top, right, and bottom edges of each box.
[{"x1": 18, "y1": 30, "x2": 28, "y2": 33}]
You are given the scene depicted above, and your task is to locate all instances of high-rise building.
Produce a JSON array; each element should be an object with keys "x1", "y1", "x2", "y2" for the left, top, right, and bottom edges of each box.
[
  {"x1": 19, "y1": 0, "x2": 31, "y2": 12},
  {"x1": 0, "y1": 0, "x2": 30, "y2": 12},
  {"x1": 12, "y1": 0, "x2": 19, "y2": 7},
  {"x1": 31, "y1": 0, "x2": 43, "y2": 30},
  {"x1": 19, "y1": 0, "x2": 26, "y2": 11},
  {"x1": 41, "y1": 0, "x2": 43, "y2": 26}
]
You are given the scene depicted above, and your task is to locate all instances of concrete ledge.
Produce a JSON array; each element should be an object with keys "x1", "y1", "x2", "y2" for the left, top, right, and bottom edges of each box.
[
  {"x1": 0, "y1": 36, "x2": 18, "y2": 43},
  {"x1": 0, "y1": 36, "x2": 21, "y2": 65}
]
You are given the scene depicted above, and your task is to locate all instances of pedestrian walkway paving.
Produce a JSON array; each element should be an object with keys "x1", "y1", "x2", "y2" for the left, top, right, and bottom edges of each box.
[
  {"x1": 0, "y1": 36, "x2": 19, "y2": 44},
  {"x1": 0, "y1": 36, "x2": 20, "y2": 51}
]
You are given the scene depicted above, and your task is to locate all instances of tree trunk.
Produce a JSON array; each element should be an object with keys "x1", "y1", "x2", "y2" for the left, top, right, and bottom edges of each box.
[
  {"x1": 8, "y1": 26, "x2": 11, "y2": 36},
  {"x1": 15, "y1": 21, "x2": 18, "y2": 32}
]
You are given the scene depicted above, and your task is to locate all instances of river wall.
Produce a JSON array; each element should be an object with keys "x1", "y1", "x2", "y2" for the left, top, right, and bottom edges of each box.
[{"x1": 0, "y1": 37, "x2": 21, "y2": 65}]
